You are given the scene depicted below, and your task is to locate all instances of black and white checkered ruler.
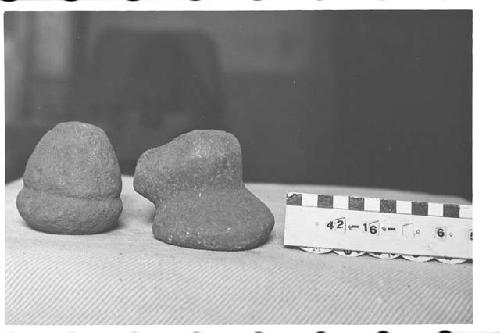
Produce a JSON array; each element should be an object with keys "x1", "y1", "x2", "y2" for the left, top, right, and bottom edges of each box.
[{"x1": 283, "y1": 192, "x2": 472, "y2": 264}]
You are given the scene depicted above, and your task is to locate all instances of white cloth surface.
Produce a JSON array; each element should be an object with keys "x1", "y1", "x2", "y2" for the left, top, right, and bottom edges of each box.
[{"x1": 5, "y1": 176, "x2": 472, "y2": 324}]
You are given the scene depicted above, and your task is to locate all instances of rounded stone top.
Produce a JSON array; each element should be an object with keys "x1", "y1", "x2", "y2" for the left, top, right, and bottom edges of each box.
[
  {"x1": 23, "y1": 121, "x2": 122, "y2": 199},
  {"x1": 134, "y1": 130, "x2": 244, "y2": 203}
]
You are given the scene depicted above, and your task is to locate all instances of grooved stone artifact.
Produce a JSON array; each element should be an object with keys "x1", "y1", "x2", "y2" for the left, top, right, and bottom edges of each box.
[
  {"x1": 134, "y1": 130, "x2": 275, "y2": 251},
  {"x1": 16, "y1": 122, "x2": 123, "y2": 234}
]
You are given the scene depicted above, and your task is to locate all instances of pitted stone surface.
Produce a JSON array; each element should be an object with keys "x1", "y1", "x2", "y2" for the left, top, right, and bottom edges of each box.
[
  {"x1": 134, "y1": 130, "x2": 274, "y2": 251},
  {"x1": 16, "y1": 122, "x2": 122, "y2": 234}
]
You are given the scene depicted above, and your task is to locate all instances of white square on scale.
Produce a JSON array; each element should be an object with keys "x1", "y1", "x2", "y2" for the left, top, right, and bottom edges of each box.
[
  {"x1": 396, "y1": 200, "x2": 412, "y2": 214},
  {"x1": 301, "y1": 193, "x2": 318, "y2": 207},
  {"x1": 364, "y1": 197, "x2": 380, "y2": 212},
  {"x1": 460, "y1": 205, "x2": 473, "y2": 219},
  {"x1": 428, "y1": 202, "x2": 443, "y2": 217},
  {"x1": 334, "y1": 195, "x2": 349, "y2": 209}
]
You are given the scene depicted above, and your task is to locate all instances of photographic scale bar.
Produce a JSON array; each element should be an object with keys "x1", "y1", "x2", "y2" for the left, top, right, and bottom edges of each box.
[{"x1": 283, "y1": 192, "x2": 472, "y2": 264}]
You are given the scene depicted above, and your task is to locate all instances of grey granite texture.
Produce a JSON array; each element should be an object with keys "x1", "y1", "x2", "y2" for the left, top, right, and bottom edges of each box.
[
  {"x1": 134, "y1": 130, "x2": 274, "y2": 251},
  {"x1": 16, "y1": 122, "x2": 122, "y2": 234}
]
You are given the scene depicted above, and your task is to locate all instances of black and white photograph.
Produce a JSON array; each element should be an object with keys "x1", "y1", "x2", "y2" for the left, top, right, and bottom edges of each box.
[{"x1": 2, "y1": 0, "x2": 496, "y2": 330}]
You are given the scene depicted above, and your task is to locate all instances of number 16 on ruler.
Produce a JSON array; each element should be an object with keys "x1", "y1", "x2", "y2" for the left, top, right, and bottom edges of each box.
[{"x1": 363, "y1": 221, "x2": 379, "y2": 235}]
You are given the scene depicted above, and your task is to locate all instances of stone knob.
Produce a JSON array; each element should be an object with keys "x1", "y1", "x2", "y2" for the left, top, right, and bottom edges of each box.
[{"x1": 134, "y1": 130, "x2": 274, "y2": 251}]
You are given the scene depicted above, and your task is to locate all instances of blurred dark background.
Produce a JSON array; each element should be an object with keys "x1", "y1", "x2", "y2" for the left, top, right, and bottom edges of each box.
[{"x1": 4, "y1": 11, "x2": 472, "y2": 200}]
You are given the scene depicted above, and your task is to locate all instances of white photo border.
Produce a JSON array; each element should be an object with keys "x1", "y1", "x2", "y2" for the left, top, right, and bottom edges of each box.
[{"x1": 1, "y1": 1, "x2": 498, "y2": 333}]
